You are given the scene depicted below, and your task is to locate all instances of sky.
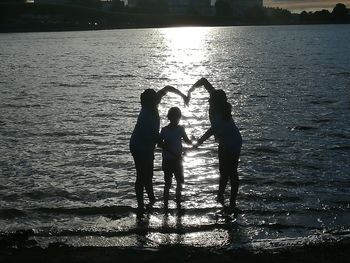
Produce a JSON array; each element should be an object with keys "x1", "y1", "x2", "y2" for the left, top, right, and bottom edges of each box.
[{"x1": 264, "y1": 0, "x2": 350, "y2": 13}]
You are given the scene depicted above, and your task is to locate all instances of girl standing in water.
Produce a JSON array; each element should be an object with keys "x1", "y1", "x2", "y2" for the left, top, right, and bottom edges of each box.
[{"x1": 189, "y1": 78, "x2": 242, "y2": 212}]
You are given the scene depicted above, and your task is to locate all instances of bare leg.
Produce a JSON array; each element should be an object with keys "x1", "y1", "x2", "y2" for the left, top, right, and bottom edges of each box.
[
  {"x1": 174, "y1": 160, "x2": 184, "y2": 207},
  {"x1": 135, "y1": 177, "x2": 144, "y2": 209},
  {"x1": 218, "y1": 152, "x2": 228, "y2": 206},
  {"x1": 134, "y1": 156, "x2": 154, "y2": 209},
  {"x1": 229, "y1": 155, "x2": 239, "y2": 210},
  {"x1": 218, "y1": 174, "x2": 228, "y2": 205},
  {"x1": 144, "y1": 159, "x2": 155, "y2": 205},
  {"x1": 229, "y1": 171, "x2": 239, "y2": 210},
  {"x1": 175, "y1": 182, "x2": 183, "y2": 205},
  {"x1": 133, "y1": 156, "x2": 145, "y2": 210},
  {"x1": 145, "y1": 176, "x2": 155, "y2": 205},
  {"x1": 163, "y1": 172, "x2": 172, "y2": 209}
]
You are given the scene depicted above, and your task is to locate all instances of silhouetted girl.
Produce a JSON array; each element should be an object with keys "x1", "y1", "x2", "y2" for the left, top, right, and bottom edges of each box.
[{"x1": 189, "y1": 78, "x2": 242, "y2": 212}]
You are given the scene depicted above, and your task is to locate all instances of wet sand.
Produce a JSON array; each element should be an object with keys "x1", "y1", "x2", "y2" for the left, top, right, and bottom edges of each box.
[{"x1": 1, "y1": 242, "x2": 350, "y2": 263}]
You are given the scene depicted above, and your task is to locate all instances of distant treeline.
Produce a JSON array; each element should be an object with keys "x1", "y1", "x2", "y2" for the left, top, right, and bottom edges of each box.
[
  {"x1": 0, "y1": 2, "x2": 349, "y2": 33},
  {"x1": 300, "y1": 3, "x2": 350, "y2": 23},
  {"x1": 232, "y1": 3, "x2": 350, "y2": 25}
]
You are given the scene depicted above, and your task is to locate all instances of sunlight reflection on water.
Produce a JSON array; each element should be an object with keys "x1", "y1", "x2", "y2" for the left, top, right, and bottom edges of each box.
[{"x1": 159, "y1": 27, "x2": 211, "y2": 85}]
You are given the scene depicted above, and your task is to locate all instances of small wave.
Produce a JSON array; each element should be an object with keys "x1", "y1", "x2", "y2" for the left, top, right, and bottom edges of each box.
[
  {"x1": 249, "y1": 94, "x2": 268, "y2": 98},
  {"x1": 330, "y1": 72, "x2": 350, "y2": 76},
  {"x1": 328, "y1": 145, "x2": 350, "y2": 151},
  {"x1": 24, "y1": 189, "x2": 75, "y2": 200},
  {"x1": 41, "y1": 131, "x2": 82, "y2": 137},
  {"x1": 96, "y1": 99, "x2": 126, "y2": 104},
  {"x1": 308, "y1": 100, "x2": 336, "y2": 105},
  {"x1": 92, "y1": 113, "x2": 115, "y2": 118},
  {"x1": 327, "y1": 229, "x2": 350, "y2": 236},
  {"x1": 34, "y1": 205, "x2": 134, "y2": 216},
  {"x1": 328, "y1": 133, "x2": 350, "y2": 139},
  {"x1": 289, "y1": 66, "x2": 304, "y2": 70},
  {"x1": 288, "y1": 125, "x2": 317, "y2": 131},
  {"x1": 145, "y1": 77, "x2": 170, "y2": 81},
  {"x1": 90, "y1": 74, "x2": 136, "y2": 79},
  {"x1": 0, "y1": 130, "x2": 37, "y2": 138},
  {"x1": 0, "y1": 229, "x2": 35, "y2": 242},
  {"x1": 332, "y1": 200, "x2": 350, "y2": 209},
  {"x1": 264, "y1": 78, "x2": 280, "y2": 83},
  {"x1": 251, "y1": 146, "x2": 281, "y2": 154},
  {"x1": 62, "y1": 138, "x2": 110, "y2": 146},
  {"x1": 57, "y1": 83, "x2": 83, "y2": 88},
  {"x1": 254, "y1": 222, "x2": 323, "y2": 230},
  {"x1": 1, "y1": 193, "x2": 19, "y2": 201},
  {"x1": 27, "y1": 225, "x2": 224, "y2": 238},
  {"x1": 239, "y1": 194, "x2": 302, "y2": 203},
  {"x1": 109, "y1": 74, "x2": 135, "y2": 78},
  {"x1": 62, "y1": 118, "x2": 84, "y2": 123},
  {"x1": 0, "y1": 221, "x2": 328, "y2": 240},
  {"x1": 312, "y1": 119, "x2": 331, "y2": 124},
  {"x1": 31, "y1": 206, "x2": 231, "y2": 218},
  {"x1": 0, "y1": 209, "x2": 27, "y2": 219},
  {"x1": 0, "y1": 103, "x2": 44, "y2": 109}
]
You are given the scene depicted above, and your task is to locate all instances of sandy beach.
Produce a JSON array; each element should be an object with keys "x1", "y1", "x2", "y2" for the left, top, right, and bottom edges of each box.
[{"x1": 1, "y1": 241, "x2": 350, "y2": 263}]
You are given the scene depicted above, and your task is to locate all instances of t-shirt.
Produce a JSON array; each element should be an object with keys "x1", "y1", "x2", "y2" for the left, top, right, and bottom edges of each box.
[
  {"x1": 129, "y1": 107, "x2": 160, "y2": 158},
  {"x1": 210, "y1": 112, "x2": 242, "y2": 154},
  {"x1": 160, "y1": 125, "x2": 186, "y2": 160}
]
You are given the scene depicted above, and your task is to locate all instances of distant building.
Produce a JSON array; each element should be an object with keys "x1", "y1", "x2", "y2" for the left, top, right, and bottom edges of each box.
[
  {"x1": 229, "y1": 0, "x2": 263, "y2": 17},
  {"x1": 127, "y1": 0, "x2": 138, "y2": 8},
  {"x1": 100, "y1": 0, "x2": 113, "y2": 11},
  {"x1": 127, "y1": 0, "x2": 213, "y2": 15},
  {"x1": 168, "y1": 0, "x2": 213, "y2": 15}
]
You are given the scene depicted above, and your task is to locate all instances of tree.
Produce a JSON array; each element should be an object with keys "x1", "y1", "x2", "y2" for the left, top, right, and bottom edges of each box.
[
  {"x1": 265, "y1": 7, "x2": 292, "y2": 24},
  {"x1": 137, "y1": 0, "x2": 168, "y2": 14},
  {"x1": 215, "y1": 0, "x2": 232, "y2": 16},
  {"x1": 332, "y1": 3, "x2": 348, "y2": 21},
  {"x1": 111, "y1": 0, "x2": 124, "y2": 11},
  {"x1": 246, "y1": 6, "x2": 267, "y2": 24},
  {"x1": 66, "y1": 0, "x2": 101, "y2": 9},
  {"x1": 313, "y1": 9, "x2": 331, "y2": 22}
]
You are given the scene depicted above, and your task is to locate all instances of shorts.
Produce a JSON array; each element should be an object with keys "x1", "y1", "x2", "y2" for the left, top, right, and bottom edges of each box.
[{"x1": 162, "y1": 158, "x2": 184, "y2": 184}]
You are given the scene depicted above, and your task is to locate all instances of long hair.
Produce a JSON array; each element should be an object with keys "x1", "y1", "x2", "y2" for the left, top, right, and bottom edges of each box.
[
  {"x1": 209, "y1": 90, "x2": 232, "y2": 121},
  {"x1": 140, "y1": 89, "x2": 158, "y2": 111}
]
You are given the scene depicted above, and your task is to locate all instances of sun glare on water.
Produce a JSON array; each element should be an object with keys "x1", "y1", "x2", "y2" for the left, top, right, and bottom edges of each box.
[
  {"x1": 159, "y1": 27, "x2": 211, "y2": 84},
  {"x1": 160, "y1": 26, "x2": 208, "y2": 50},
  {"x1": 157, "y1": 27, "x2": 214, "y2": 178}
]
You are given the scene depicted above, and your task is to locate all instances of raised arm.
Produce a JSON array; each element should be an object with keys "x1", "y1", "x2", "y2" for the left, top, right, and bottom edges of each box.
[
  {"x1": 157, "y1": 85, "x2": 188, "y2": 105},
  {"x1": 188, "y1": 77, "x2": 216, "y2": 99}
]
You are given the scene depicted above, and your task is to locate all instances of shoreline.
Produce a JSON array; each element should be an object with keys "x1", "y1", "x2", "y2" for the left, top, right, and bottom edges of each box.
[
  {"x1": 1, "y1": 22, "x2": 349, "y2": 34},
  {"x1": 1, "y1": 241, "x2": 350, "y2": 263}
]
